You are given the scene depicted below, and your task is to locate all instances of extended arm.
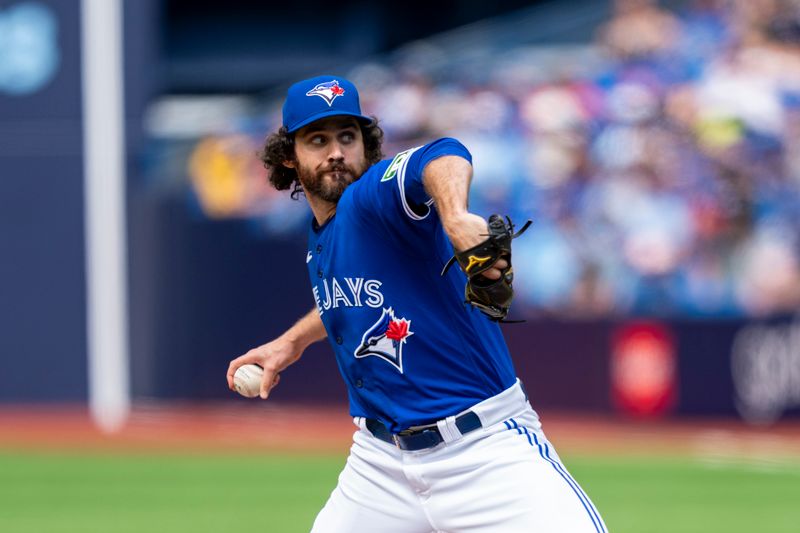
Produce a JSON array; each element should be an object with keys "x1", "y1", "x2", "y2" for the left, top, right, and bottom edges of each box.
[
  {"x1": 226, "y1": 307, "x2": 327, "y2": 399},
  {"x1": 422, "y1": 155, "x2": 506, "y2": 279}
]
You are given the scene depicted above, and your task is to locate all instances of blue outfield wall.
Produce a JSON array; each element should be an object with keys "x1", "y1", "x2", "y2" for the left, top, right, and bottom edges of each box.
[{"x1": 0, "y1": 1, "x2": 87, "y2": 402}]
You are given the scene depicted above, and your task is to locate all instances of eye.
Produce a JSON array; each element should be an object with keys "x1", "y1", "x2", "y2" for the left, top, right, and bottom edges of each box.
[
  {"x1": 309, "y1": 135, "x2": 326, "y2": 145},
  {"x1": 340, "y1": 131, "x2": 356, "y2": 143}
]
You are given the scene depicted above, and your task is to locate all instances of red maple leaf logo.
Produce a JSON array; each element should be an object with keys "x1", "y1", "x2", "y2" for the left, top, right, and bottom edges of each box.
[
  {"x1": 385, "y1": 319, "x2": 409, "y2": 341},
  {"x1": 330, "y1": 83, "x2": 345, "y2": 96}
]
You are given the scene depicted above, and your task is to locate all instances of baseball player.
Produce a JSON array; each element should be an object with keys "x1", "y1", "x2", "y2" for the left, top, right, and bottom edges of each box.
[{"x1": 227, "y1": 76, "x2": 607, "y2": 532}]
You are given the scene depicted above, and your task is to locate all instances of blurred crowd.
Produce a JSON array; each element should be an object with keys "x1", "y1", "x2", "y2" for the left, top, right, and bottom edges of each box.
[{"x1": 174, "y1": 0, "x2": 800, "y2": 319}]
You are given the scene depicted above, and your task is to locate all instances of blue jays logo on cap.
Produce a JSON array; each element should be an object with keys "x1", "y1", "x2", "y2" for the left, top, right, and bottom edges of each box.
[
  {"x1": 283, "y1": 75, "x2": 371, "y2": 133},
  {"x1": 306, "y1": 80, "x2": 345, "y2": 106},
  {"x1": 354, "y1": 307, "x2": 413, "y2": 373}
]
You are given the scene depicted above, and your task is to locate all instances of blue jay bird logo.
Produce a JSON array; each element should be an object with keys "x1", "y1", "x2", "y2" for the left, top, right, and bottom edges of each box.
[
  {"x1": 354, "y1": 307, "x2": 413, "y2": 373},
  {"x1": 305, "y1": 80, "x2": 346, "y2": 106}
]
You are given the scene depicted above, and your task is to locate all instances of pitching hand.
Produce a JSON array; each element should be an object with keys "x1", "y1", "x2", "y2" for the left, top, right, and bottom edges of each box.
[{"x1": 226, "y1": 337, "x2": 302, "y2": 400}]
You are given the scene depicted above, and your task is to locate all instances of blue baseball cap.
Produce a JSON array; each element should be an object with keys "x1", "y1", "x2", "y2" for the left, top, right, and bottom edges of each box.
[{"x1": 282, "y1": 75, "x2": 371, "y2": 133}]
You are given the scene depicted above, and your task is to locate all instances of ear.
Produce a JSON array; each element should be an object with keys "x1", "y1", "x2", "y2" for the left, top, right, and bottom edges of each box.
[{"x1": 283, "y1": 159, "x2": 296, "y2": 169}]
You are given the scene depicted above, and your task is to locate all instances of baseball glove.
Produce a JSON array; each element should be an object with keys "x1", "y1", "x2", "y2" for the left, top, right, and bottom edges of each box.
[{"x1": 441, "y1": 214, "x2": 532, "y2": 322}]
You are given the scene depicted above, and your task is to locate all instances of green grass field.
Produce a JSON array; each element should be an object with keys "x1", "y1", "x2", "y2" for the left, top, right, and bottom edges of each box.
[{"x1": 1, "y1": 451, "x2": 798, "y2": 533}]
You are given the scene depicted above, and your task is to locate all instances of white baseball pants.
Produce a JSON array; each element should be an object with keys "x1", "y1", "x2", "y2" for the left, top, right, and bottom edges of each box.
[{"x1": 310, "y1": 381, "x2": 607, "y2": 533}]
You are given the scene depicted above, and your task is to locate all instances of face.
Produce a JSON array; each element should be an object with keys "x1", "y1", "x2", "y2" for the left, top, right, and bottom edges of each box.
[{"x1": 289, "y1": 116, "x2": 368, "y2": 203}]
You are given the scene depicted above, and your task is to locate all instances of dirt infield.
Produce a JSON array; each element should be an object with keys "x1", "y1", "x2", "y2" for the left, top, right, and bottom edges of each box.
[{"x1": 1, "y1": 403, "x2": 799, "y2": 463}]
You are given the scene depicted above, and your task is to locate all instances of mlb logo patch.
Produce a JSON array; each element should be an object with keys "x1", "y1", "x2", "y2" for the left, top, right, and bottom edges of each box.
[{"x1": 306, "y1": 80, "x2": 346, "y2": 107}]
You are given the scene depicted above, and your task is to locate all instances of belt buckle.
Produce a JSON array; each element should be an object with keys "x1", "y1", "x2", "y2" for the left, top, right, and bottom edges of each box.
[{"x1": 392, "y1": 434, "x2": 402, "y2": 448}]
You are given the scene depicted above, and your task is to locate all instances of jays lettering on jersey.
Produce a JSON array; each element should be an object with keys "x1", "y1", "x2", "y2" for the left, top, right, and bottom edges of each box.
[{"x1": 307, "y1": 138, "x2": 517, "y2": 433}]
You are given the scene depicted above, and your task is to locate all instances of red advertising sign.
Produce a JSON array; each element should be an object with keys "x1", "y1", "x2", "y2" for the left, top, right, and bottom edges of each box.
[{"x1": 611, "y1": 322, "x2": 677, "y2": 417}]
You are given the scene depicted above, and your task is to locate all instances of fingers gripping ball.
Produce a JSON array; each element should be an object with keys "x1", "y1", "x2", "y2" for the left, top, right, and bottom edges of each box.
[
  {"x1": 442, "y1": 214, "x2": 532, "y2": 322},
  {"x1": 233, "y1": 364, "x2": 264, "y2": 398}
]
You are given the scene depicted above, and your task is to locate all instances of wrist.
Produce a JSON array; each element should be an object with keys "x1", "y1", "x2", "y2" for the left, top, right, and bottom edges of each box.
[
  {"x1": 443, "y1": 212, "x2": 490, "y2": 252},
  {"x1": 280, "y1": 331, "x2": 306, "y2": 352},
  {"x1": 441, "y1": 210, "x2": 469, "y2": 236}
]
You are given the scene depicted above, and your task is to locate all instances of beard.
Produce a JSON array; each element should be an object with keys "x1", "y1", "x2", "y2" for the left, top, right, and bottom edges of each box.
[{"x1": 297, "y1": 161, "x2": 365, "y2": 203}]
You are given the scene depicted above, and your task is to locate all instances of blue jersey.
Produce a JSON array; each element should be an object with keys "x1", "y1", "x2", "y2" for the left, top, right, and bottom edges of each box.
[{"x1": 306, "y1": 138, "x2": 517, "y2": 433}]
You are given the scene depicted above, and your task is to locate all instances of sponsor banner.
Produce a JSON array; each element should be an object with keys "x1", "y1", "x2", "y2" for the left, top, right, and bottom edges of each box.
[
  {"x1": 730, "y1": 317, "x2": 800, "y2": 423},
  {"x1": 628, "y1": 317, "x2": 800, "y2": 421}
]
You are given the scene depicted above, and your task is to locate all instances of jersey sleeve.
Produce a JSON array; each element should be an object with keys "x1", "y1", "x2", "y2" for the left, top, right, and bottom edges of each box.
[
  {"x1": 393, "y1": 138, "x2": 472, "y2": 221},
  {"x1": 351, "y1": 137, "x2": 472, "y2": 221},
  {"x1": 346, "y1": 138, "x2": 472, "y2": 251}
]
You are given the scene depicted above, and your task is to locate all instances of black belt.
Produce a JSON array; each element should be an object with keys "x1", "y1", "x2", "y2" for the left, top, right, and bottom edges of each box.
[{"x1": 365, "y1": 411, "x2": 482, "y2": 451}]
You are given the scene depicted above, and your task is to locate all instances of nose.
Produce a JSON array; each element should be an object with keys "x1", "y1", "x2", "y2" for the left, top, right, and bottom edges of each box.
[{"x1": 328, "y1": 140, "x2": 345, "y2": 161}]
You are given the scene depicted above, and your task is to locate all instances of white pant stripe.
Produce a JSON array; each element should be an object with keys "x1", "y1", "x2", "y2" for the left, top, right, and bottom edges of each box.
[{"x1": 506, "y1": 418, "x2": 605, "y2": 533}]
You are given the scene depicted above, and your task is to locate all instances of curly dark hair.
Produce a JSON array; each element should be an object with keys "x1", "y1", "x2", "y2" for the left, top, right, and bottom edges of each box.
[{"x1": 259, "y1": 118, "x2": 385, "y2": 199}]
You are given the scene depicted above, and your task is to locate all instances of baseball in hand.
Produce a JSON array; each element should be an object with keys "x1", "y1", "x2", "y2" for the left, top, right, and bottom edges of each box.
[{"x1": 233, "y1": 364, "x2": 264, "y2": 398}]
